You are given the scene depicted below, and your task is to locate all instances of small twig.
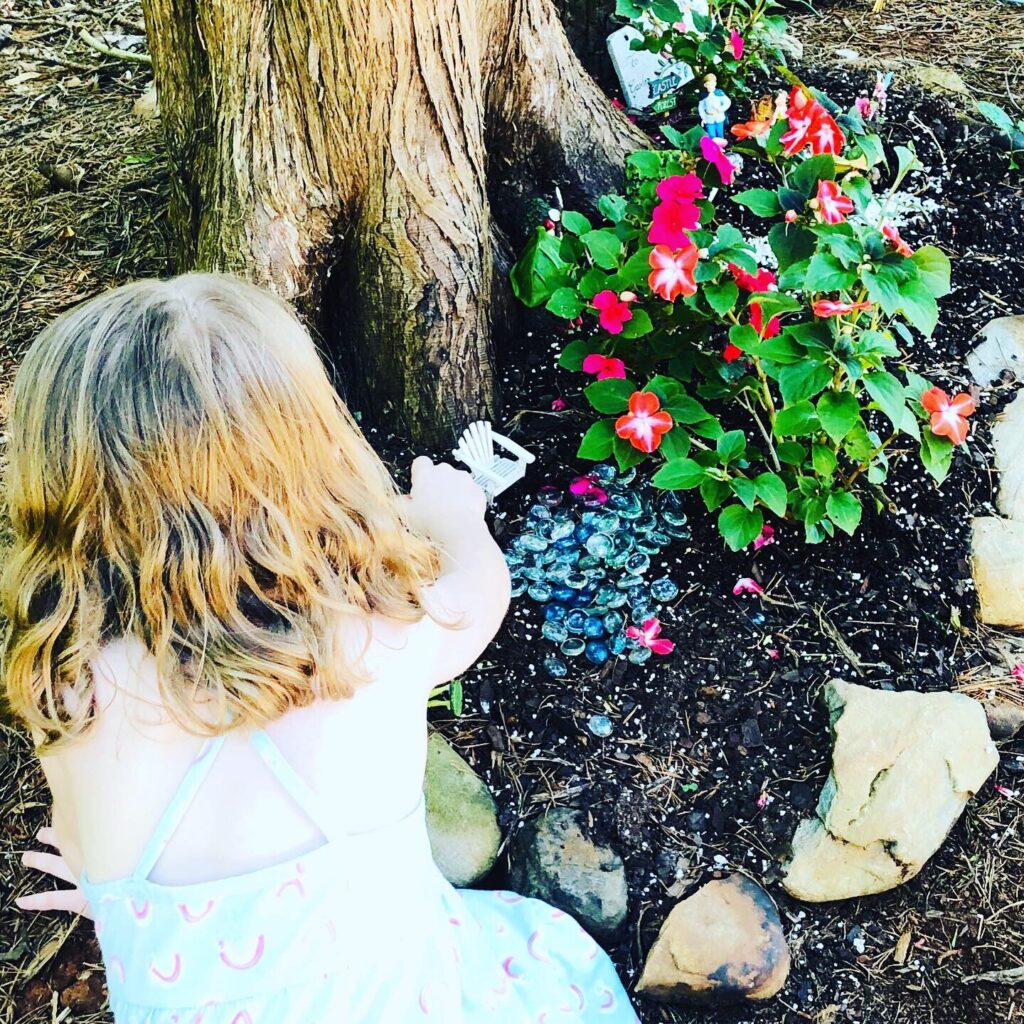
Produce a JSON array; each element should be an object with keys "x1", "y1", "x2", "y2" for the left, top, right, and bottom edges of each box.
[
  {"x1": 78, "y1": 28, "x2": 151, "y2": 65},
  {"x1": 962, "y1": 965, "x2": 1024, "y2": 986}
]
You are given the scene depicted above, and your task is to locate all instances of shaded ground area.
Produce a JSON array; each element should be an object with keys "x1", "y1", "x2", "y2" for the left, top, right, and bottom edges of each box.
[{"x1": 2, "y1": 2, "x2": 1024, "y2": 1024}]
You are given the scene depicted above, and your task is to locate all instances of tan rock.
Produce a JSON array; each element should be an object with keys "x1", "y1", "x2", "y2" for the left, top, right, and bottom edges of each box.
[
  {"x1": 783, "y1": 680, "x2": 998, "y2": 902},
  {"x1": 992, "y1": 393, "x2": 1024, "y2": 521},
  {"x1": 132, "y1": 80, "x2": 159, "y2": 119},
  {"x1": 985, "y1": 698, "x2": 1024, "y2": 741},
  {"x1": 909, "y1": 65, "x2": 969, "y2": 96},
  {"x1": 971, "y1": 517, "x2": 1024, "y2": 627},
  {"x1": 967, "y1": 316, "x2": 1024, "y2": 387},
  {"x1": 423, "y1": 732, "x2": 501, "y2": 887},
  {"x1": 637, "y1": 875, "x2": 789, "y2": 1004}
]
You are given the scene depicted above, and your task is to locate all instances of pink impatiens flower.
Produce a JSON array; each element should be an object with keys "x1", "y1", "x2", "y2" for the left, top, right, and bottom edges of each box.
[
  {"x1": 581, "y1": 353, "x2": 627, "y2": 380},
  {"x1": 648, "y1": 198, "x2": 700, "y2": 248},
  {"x1": 855, "y1": 95, "x2": 876, "y2": 121},
  {"x1": 815, "y1": 179, "x2": 854, "y2": 225},
  {"x1": 592, "y1": 289, "x2": 635, "y2": 335},
  {"x1": 812, "y1": 299, "x2": 873, "y2": 318},
  {"x1": 723, "y1": 342, "x2": 744, "y2": 363},
  {"x1": 626, "y1": 617, "x2": 675, "y2": 655},
  {"x1": 657, "y1": 174, "x2": 704, "y2": 204},
  {"x1": 648, "y1": 244, "x2": 699, "y2": 302},
  {"x1": 700, "y1": 134, "x2": 736, "y2": 185},
  {"x1": 551, "y1": 397, "x2": 567, "y2": 411},
  {"x1": 569, "y1": 475, "x2": 608, "y2": 505},
  {"x1": 753, "y1": 524, "x2": 776, "y2": 550},
  {"x1": 882, "y1": 221, "x2": 913, "y2": 257},
  {"x1": 728, "y1": 29, "x2": 744, "y2": 60},
  {"x1": 615, "y1": 391, "x2": 674, "y2": 453},
  {"x1": 733, "y1": 577, "x2": 764, "y2": 596},
  {"x1": 1013, "y1": 663, "x2": 1024, "y2": 683},
  {"x1": 920, "y1": 387, "x2": 975, "y2": 446}
]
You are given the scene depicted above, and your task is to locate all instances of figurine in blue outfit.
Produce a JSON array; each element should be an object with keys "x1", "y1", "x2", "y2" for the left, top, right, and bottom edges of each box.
[{"x1": 697, "y1": 73, "x2": 731, "y2": 139}]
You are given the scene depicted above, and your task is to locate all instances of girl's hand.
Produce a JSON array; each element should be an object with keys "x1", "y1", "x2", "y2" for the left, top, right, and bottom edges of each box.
[
  {"x1": 16, "y1": 827, "x2": 93, "y2": 920},
  {"x1": 405, "y1": 456, "x2": 486, "y2": 544}
]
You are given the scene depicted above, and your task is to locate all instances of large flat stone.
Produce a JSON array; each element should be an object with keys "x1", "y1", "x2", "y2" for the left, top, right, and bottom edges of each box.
[
  {"x1": 967, "y1": 315, "x2": 1024, "y2": 387},
  {"x1": 992, "y1": 392, "x2": 1024, "y2": 521},
  {"x1": 782, "y1": 680, "x2": 998, "y2": 902},
  {"x1": 971, "y1": 517, "x2": 1024, "y2": 627}
]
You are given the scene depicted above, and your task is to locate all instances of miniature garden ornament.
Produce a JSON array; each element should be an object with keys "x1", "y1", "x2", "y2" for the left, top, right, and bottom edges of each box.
[
  {"x1": 452, "y1": 421, "x2": 535, "y2": 500},
  {"x1": 698, "y1": 73, "x2": 731, "y2": 140}
]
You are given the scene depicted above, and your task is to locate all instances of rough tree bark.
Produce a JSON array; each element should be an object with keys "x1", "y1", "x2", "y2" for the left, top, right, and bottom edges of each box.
[{"x1": 142, "y1": 0, "x2": 647, "y2": 443}]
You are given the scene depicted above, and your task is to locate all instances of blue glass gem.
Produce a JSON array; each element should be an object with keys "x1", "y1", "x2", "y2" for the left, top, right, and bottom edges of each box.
[
  {"x1": 587, "y1": 713, "x2": 614, "y2": 737},
  {"x1": 585, "y1": 532, "x2": 614, "y2": 559},
  {"x1": 591, "y1": 464, "x2": 617, "y2": 483},
  {"x1": 550, "y1": 519, "x2": 575, "y2": 541},
  {"x1": 565, "y1": 572, "x2": 589, "y2": 590},
  {"x1": 544, "y1": 656, "x2": 568, "y2": 678},
  {"x1": 510, "y1": 577, "x2": 528, "y2": 597},
  {"x1": 537, "y1": 486, "x2": 564, "y2": 508},
  {"x1": 561, "y1": 637, "x2": 586, "y2": 657},
  {"x1": 519, "y1": 533, "x2": 549, "y2": 553},
  {"x1": 609, "y1": 633, "x2": 628, "y2": 656},
  {"x1": 565, "y1": 609, "x2": 588, "y2": 633},
  {"x1": 593, "y1": 512, "x2": 621, "y2": 534},
  {"x1": 544, "y1": 602, "x2": 568, "y2": 622},
  {"x1": 626, "y1": 553, "x2": 650, "y2": 575},
  {"x1": 751, "y1": 613, "x2": 766, "y2": 626},
  {"x1": 651, "y1": 578, "x2": 679, "y2": 602},
  {"x1": 583, "y1": 616, "x2": 605, "y2": 638},
  {"x1": 542, "y1": 620, "x2": 569, "y2": 643},
  {"x1": 628, "y1": 646, "x2": 653, "y2": 665},
  {"x1": 603, "y1": 611, "x2": 625, "y2": 633},
  {"x1": 605, "y1": 590, "x2": 629, "y2": 609},
  {"x1": 585, "y1": 641, "x2": 610, "y2": 665},
  {"x1": 528, "y1": 504, "x2": 552, "y2": 521},
  {"x1": 527, "y1": 582, "x2": 552, "y2": 602},
  {"x1": 552, "y1": 585, "x2": 575, "y2": 603}
]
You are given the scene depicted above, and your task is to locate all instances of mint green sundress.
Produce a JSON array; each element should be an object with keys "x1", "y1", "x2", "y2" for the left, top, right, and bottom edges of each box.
[{"x1": 78, "y1": 729, "x2": 640, "y2": 1023}]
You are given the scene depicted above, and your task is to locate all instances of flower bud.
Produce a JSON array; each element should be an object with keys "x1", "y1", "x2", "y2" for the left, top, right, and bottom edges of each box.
[
  {"x1": 698, "y1": 247, "x2": 710, "y2": 258},
  {"x1": 784, "y1": 209, "x2": 798, "y2": 223},
  {"x1": 619, "y1": 291, "x2": 638, "y2": 303}
]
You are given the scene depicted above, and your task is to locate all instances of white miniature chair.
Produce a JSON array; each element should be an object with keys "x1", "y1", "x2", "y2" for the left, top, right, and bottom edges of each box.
[{"x1": 452, "y1": 420, "x2": 535, "y2": 500}]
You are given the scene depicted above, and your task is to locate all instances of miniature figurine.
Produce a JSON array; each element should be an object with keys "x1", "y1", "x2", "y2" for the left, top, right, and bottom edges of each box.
[{"x1": 698, "y1": 73, "x2": 731, "y2": 139}]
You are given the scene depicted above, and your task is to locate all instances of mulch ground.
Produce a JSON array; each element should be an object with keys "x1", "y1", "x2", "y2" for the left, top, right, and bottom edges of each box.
[{"x1": 2, "y1": 2, "x2": 1024, "y2": 1023}]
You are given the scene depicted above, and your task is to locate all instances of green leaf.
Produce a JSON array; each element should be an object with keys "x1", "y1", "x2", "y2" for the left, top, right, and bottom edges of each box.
[
  {"x1": 653, "y1": 458, "x2": 706, "y2": 490},
  {"x1": 978, "y1": 100, "x2": 1016, "y2": 133},
  {"x1": 731, "y1": 477, "x2": 759, "y2": 511},
  {"x1": 862, "y1": 267, "x2": 903, "y2": 317},
  {"x1": 843, "y1": 174, "x2": 874, "y2": 213},
  {"x1": 700, "y1": 477, "x2": 731, "y2": 512},
  {"x1": 510, "y1": 226, "x2": 571, "y2": 307},
  {"x1": 718, "y1": 504, "x2": 765, "y2": 552},
  {"x1": 659, "y1": 428, "x2": 691, "y2": 461},
  {"x1": 857, "y1": 133, "x2": 886, "y2": 168},
  {"x1": 732, "y1": 188, "x2": 783, "y2": 217},
  {"x1": 774, "y1": 400, "x2": 820, "y2": 437},
  {"x1": 779, "y1": 361, "x2": 833, "y2": 405},
  {"x1": 826, "y1": 490, "x2": 863, "y2": 535},
  {"x1": 896, "y1": 278, "x2": 939, "y2": 337},
  {"x1": 910, "y1": 245, "x2": 951, "y2": 297},
  {"x1": 777, "y1": 440, "x2": 807, "y2": 465},
  {"x1": 577, "y1": 268, "x2": 608, "y2": 300},
  {"x1": 919, "y1": 429, "x2": 954, "y2": 484},
  {"x1": 577, "y1": 420, "x2": 616, "y2": 460},
  {"x1": 789, "y1": 154, "x2": 836, "y2": 196},
  {"x1": 717, "y1": 429, "x2": 747, "y2": 463},
  {"x1": 705, "y1": 280, "x2": 739, "y2": 317},
  {"x1": 584, "y1": 377, "x2": 635, "y2": 413},
  {"x1": 612, "y1": 435, "x2": 646, "y2": 472},
  {"x1": 754, "y1": 334, "x2": 807, "y2": 364},
  {"x1": 545, "y1": 287, "x2": 584, "y2": 319},
  {"x1": 754, "y1": 472, "x2": 788, "y2": 516},
  {"x1": 812, "y1": 443, "x2": 838, "y2": 478},
  {"x1": 558, "y1": 338, "x2": 592, "y2": 371},
  {"x1": 581, "y1": 228, "x2": 622, "y2": 270},
  {"x1": 597, "y1": 194, "x2": 628, "y2": 224},
  {"x1": 894, "y1": 144, "x2": 920, "y2": 180},
  {"x1": 777, "y1": 258, "x2": 810, "y2": 292},
  {"x1": 777, "y1": 187, "x2": 806, "y2": 213},
  {"x1": 561, "y1": 210, "x2": 592, "y2": 235},
  {"x1": 816, "y1": 391, "x2": 861, "y2": 444},
  {"x1": 768, "y1": 222, "x2": 816, "y2": 271},
  {"x1": 863, "y1": 371, "x2": 907, "y2": 432},
  {"x1": 664, "y1": 394, "x2": 712, "y2": 425},
  {"x1": 805, "y1": 251, "x2": 857, "y2": 292},
  {"x1": 620, "y1": 308, "x2": 653, "y2": 338}
]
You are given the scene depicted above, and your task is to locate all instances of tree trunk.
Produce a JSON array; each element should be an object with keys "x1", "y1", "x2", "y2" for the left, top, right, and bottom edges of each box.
[{"x1": 142, "y1": 0, "x2": 647, "y2": 444}]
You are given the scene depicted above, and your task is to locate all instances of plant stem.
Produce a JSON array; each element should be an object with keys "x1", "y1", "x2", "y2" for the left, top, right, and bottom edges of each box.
[{"x1": 843, "y1": 433, "x2": 896, "y2": 488}]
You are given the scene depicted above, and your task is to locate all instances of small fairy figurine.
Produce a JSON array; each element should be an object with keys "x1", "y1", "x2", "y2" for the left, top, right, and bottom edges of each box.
[{"x1": 698, "y1": 73, "x2": 732, "y2": 140}]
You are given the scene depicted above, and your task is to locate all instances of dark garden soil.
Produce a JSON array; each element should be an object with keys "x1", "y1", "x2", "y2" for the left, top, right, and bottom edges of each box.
[{"x1": 2, "y1": 3, "x2": 1024, "y2": 1024}]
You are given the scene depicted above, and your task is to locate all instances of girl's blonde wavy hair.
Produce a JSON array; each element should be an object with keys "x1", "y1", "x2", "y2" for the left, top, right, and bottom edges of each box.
[{"x1": 3, "y1": 273, "x2": 442, "y2": 751}]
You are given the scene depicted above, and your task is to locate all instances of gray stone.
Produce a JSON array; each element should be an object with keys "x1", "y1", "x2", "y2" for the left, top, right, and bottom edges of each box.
[
  {"x1": 783, "y1": 680, "x2": 998, "y2": 902},
  {"x1": 423, "y1": 732, "x2": 501, "y2": 887},
  {"x1": 985, "y1": 698, "x2": 1024, "y2": 740},
  {"x1": 508, "y1": 807, "x2": 628, "y2": 939},
  {"x1": 967, "y1": 315, "x2": 1024, "y2": 387},
  {"x1": 637, "y1": 875, "x2": 790, "y2": 1004},
  {"x1": 992, "y1": 392, "x2": 1024, "y2": 521},
  {"x1": 972, "y1": 517, "x2": 1024, "y2": 627},
  {"x1": 777, "y1": 32, "x2": 804, "y2": 61}
]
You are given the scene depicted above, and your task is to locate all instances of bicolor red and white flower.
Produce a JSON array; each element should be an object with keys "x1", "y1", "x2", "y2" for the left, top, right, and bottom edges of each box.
[
  {"x1": 814, "y1": 179, "x2": 854, "y2": 225},
  {"x1": 581, "y1": 353, "x2": 626, "y2": 380},
  {"x1": 780, "y1": 87, "x2": 845, "y2": 157},
  {"x1": 730, "y1": 118, "x2": 772, "y2": 140},
  {"x1": 626, "y1": 617, "x2": 675, "y2": 655},
  {"x1": 812, "y1": 299, "x2": 873, "y2": 318},
  {"x1": 592, "y1": 289, "x2": 635, "y2": 335},
  {"x1": 920, "y1": 386, "x2": 975, "y2": 446},
  {"x1": 648, "y1": 244, "x2": 699, "y2": 302},
  {"x1": 728, "y1": 264, "x2": 777, "y2": 293},
  {"x1": 882, "y1": 221, "x2": 913, "y2": 257},
  {"x1": 700, "y1": 134, "x2": 736, "y2": 185},
  {"x1": 615, "y1": 391, "x2": 674, "y2": 453}
]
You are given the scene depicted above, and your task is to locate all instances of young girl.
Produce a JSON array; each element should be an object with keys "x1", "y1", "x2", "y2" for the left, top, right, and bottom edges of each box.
[{"x1": 9, "y1": 274, "x2": 638, "y2": 1023}]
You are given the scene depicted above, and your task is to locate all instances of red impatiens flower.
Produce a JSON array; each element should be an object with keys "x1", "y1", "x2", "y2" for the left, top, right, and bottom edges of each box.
[
  {"x1": 592, "y1": 289, "x2": 635, "y2": 335},
  {"x1": 581, "y1": 353, "x2": 627, "y2": 380},
  {"x1": 729, "y1": 264, "x2": 777, "y2": 293},
  {"x1": 723, "y1": 342, "x2": 744, "y2": 363},
  {"x1": 730, "y1": 118, "x2": 772, "y2": 140},
  {"x1": 815, "y1": 179, "x2": 854, "y2": 225},
  {"x1": 648, "y1": 244, "x2": 699, "y2": 302},
  {"x1": 780, "y1": 86, "x2": 845, "y2": 157},
  {"x1": 750, "y1": 302, "x2": 781, "y2": 339},
  {"x1": 920, "y1": 386, "x2": 975, "y2": 446},
  {"x1": 700, "y1": 134, "x2": 736, "y2": 185},
  {"x1": 812, "y1": 299, "x2": 873, "y2": 318},
  {"x1": 882, "y1": 221, "x2": 913, "y2": 257},
  {"x1": 615, "y1": 391, "x2": 674, "y2": 453},
  {"x1": 728, "y1": 29, "x2": 744, "y2": 60},
  {"x1": 626, "y1": 617, "x2": 675, "y2": 655}
]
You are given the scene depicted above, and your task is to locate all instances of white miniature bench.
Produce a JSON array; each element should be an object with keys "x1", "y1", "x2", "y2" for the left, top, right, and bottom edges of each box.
[{"x1": 452, "y1": 420, "x2": 535, "y2": 500}]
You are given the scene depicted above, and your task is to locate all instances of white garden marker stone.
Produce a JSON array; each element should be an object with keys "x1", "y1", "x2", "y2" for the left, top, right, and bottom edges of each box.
[
  {"x1": 452, "y1": 420, "x2": 534, "y2": 501},
  {"x1": 606, "y1": 1, "x2": 706, "y2": 111}
]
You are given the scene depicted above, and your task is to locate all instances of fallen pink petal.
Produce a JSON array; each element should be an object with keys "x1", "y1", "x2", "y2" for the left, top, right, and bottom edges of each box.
[
  {"x1": 733, "y1": 577, "x2": 764, "y2": 596},
  {"x1": 753, "y1": 524, "x2": 776, "y2": 550}
]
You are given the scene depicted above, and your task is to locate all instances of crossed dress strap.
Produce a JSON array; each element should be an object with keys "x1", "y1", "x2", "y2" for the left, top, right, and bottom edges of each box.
[{"x1": 130, "y1": 729, "x2": 341, "y2": 882}]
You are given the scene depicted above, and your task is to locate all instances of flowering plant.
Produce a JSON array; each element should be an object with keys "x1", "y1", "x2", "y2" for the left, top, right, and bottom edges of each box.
[
  {"x1": 976, "y1": 100, "x2": 1024, "y2": 172},
  {"x1": 617, "y1": 0, "x2": 790, "y2": 105},
  {"x1": 511, "y1": 82, "x2": 961, "y2": 549}
]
